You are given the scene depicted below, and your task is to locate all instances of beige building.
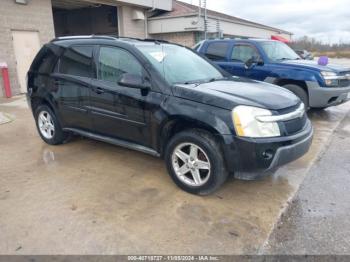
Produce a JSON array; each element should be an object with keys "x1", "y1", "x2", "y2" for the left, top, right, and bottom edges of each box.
[
  {"x1": 149, "y1": 1, "x2": 292, "y2": 47},
  {"x1": 0, "y1": 0, "x2": 292, "y2": 97}
]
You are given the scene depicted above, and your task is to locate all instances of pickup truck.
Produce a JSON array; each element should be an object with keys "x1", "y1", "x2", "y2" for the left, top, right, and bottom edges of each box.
[{"x1": 195, "y1": 39, "x2": 350, "y2": 109}]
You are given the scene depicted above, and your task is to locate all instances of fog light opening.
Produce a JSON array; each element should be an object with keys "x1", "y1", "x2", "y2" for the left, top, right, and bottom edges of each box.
[
  {"x1": 262, "y1": 149, "x2": 274, "y2": 160},
  {"x1": 328, "y1": 96, "x2": 338, "y2": 104}
]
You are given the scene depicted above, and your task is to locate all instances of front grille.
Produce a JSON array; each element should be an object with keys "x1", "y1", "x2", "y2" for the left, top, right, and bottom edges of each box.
[
  {"x1": 275, "y1": 103, "x2": 307, "y2": 136},
  {"x1": 338, "y1": 71, "x2": 350, "y2": 87},
  {"x1": 282, "y1": 113, "x2": 307, "y2": 136},
  {"x1": 339, "y1": 79, "x2": 350, "y2": 87}
]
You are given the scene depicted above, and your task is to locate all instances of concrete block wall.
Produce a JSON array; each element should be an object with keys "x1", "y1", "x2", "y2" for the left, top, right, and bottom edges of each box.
[
  {"x1": 0, "y1": 0, "x2": 55, "y2": 97},
  {"x1": 150, "y1": 32, "x2": 196, "y2": 47},
  {"x1": 118, "y1": 5, "x2": 146, "y2": 39}
]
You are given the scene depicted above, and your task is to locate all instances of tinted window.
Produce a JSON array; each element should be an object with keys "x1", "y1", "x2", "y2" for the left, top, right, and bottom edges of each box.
[
  {"x1": 37, "y1": 50, "x2": 57, "y2": 74},
  {"x1": 231, "y1": 44, "x2": 260, "y2": 63},
  {"x1": 31, "y1": 46, "x2": 58, "y2": 74},
  {"x1": 59, "y1": 46, "x2": 93, "y2": 78},
  {"x1": 98, "y1": 47, "x2": 142, "y2": 82},
  {"x1": 205, "y1": 42, "x2": 229, "y2": 61}
]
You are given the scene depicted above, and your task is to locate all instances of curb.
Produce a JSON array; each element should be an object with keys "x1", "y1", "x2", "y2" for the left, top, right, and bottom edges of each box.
[{"x1": 259, "y1": 105, "x2": 350, "y2": 254}]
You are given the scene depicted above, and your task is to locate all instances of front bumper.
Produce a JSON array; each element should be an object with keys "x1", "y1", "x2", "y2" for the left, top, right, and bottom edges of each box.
[
  {"x1": 307, "y1": 81, "x2": 350, "y2": 108},
  {"x1": 221, "y1": 119, "x2": 313, "y2": 180}
]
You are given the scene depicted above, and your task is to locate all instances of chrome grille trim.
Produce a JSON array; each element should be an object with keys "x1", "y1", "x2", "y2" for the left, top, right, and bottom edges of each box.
[{"x1": 256, "y1": 103, "x2": 305, "y2": 123}]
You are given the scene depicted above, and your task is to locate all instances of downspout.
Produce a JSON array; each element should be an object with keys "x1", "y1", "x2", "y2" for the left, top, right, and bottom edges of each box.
[
  {"x1": 198, "y1": 0, "x2": 202, "y2": 24},
  {"x1": 144, "y1": 10, "x2": 148, "y2": 38},
  {"x1": 145, "y1": 0, "x2": 156, "y2": 38}
]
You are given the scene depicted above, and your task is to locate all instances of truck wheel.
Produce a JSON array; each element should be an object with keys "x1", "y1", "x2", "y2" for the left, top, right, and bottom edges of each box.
[
  {"x1": 35, "y1": 105, "x2": 69, "y2": 145},
  {"x1": 283, "y1": 84, "x2": 309, "y2": 109},
  {"x1": 165, "y1": 129, "x2": 228, "y2": 195}
]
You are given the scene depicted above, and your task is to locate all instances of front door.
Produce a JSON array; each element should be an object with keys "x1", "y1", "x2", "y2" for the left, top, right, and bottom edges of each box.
[
  {"x1": 89, "y1": 46, "x2": 151, "y2": 146},
  {"x1": 228, "y1": 43, "x2": 266, "y2": 80},
  {"x1": 12, "y1": 30, "x2": 41, "y2": 93}
]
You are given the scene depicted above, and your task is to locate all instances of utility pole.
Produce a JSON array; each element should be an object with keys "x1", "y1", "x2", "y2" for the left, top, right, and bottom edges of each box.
[{"x1": 203, "y1": 0, "x2": 208, "y2": 40}]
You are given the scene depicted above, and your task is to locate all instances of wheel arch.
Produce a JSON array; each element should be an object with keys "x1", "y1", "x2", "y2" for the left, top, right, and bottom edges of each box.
[
  {"x1": 273, "y1": 78, "x2": 309, "y2": 95},
  {"x1": 31, "y1": 95, "x2": 58, "y2": 116},
  {"x1": 159, "y1": 116, "x2": 226, "y2": 157}
]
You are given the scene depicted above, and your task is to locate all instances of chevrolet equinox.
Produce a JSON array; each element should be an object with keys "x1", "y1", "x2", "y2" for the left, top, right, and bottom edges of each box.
[{"x1": 27, "y1": 36, "x2": 313, "y2": 195}]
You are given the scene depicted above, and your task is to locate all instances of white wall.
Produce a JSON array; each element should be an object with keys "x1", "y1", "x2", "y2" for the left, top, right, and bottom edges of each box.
[
  {"x1": 148, "y1": 16, "x2": 202, "y2": 34},
  {"x1": 148, "y1": 15, "x2": 292, "y2": 41},
  {"x1": 115, "y1": 0, "x2": 172, "y2": 11},
  {"x1": 216, "y1": 18, "x2": 292, "y2": 40}
]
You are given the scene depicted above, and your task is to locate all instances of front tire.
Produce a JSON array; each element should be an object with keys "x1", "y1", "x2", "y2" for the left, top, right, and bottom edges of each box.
[
  {"x1": 165, "y1": 129, "x2": 228, "y2": 195},
  {"x1": 35, "y1": 105, "x2": 69, "y2": 145}
]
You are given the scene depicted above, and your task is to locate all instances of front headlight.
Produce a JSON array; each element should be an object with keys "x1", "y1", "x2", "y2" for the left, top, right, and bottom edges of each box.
[
  {"x1": 232, "y1": 106, "x2": 281, "y2": 138},
  {"x1": 321, "y1": 71, "x2": 339, "y2": 86}
]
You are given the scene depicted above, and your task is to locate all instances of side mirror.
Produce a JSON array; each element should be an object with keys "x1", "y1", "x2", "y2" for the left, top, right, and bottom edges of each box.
[
  {"x1": 118, "y1": 73, "x2": 150, "y2": 90},
  {"x1": 245, "y1": 56, "x2": 264, "y2": 69}
]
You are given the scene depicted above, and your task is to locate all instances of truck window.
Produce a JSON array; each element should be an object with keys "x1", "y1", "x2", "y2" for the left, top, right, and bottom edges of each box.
[
  {"x1": 204, "y1": 42, "x2": 229, "y2": 61},
  {"x1": 231, "y1": 44, "x2": 259, "y2": 63},
  {"x1": 58, "y1": 46, "x2": 93, "y2": 78}
]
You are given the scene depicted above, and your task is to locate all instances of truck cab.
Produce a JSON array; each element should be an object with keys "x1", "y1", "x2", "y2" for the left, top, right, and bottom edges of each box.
[{"x1": 196, "y1": 39, "x2": 350, "y2": 109}]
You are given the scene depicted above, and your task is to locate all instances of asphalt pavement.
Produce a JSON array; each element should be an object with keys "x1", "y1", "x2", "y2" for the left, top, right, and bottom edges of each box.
[{"x1": 264, "y1": 112, "x2": 350, "y2": 255}]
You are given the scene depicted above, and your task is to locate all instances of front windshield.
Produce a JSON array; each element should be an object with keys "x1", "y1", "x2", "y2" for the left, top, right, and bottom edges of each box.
[
  {"x1": 136, "y1": 44, "x2": 223, "y2": 85},
  {"x1": 261, "y1": 41, "x2": 300, "y2": 61}
]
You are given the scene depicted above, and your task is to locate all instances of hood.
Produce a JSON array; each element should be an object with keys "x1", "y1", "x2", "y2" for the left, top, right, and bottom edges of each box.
[
  {"x1": 277, "y1": 59, "x2": 350, "y2": 74},
  {"x1": 172, "y1": 78, "x2": 300, "y2": 111}
]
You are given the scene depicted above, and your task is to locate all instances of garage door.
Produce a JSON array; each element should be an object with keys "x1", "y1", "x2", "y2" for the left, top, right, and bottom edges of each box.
[{"x1": 11, "y1": 30, "x2": 41, "y2": 93}]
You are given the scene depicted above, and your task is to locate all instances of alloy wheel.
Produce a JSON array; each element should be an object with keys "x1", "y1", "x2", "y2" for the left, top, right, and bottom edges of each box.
[
  {"x1": 171, "y1": 143, "x2": 211, "y2": 187},
  {"x1": 38, "y1": 111, "x2": 55, "y2": 139}
]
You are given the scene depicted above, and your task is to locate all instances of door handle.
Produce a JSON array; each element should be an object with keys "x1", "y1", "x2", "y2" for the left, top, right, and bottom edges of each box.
[
  {"x1": 94, "y1": 87, "x2": 105, "y2": 94},
  {"x1": 54, "y1": 80, "x2": 61, "y2": 85}
]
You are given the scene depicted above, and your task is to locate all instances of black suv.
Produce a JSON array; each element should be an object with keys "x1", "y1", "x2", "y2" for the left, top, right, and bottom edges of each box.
[{"x1": 27, "y1": 36, "x2": 313, "y2": 195}]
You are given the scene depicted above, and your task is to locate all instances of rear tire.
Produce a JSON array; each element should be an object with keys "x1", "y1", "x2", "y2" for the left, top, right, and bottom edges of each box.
[
  {"x1": 35, "y1": 105, "x2": 69, "y2": 145},
  {"x1": 165, "y1": 129, "x2": 228, "y2": 195},
  {"x1": 282, "y1": 84, "x2": 309, "y2": 109}
]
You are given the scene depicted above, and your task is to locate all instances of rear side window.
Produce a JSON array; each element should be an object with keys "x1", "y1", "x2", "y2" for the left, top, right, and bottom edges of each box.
[
  {"x1": 30, "y1": 46, "x2": 58, "y2": 74},
  {"x1": 98, "y1": 46, "x2": 143, "y2": 82},
  {"x1": 231, "y1": 44, "x2": 260, "y2": 63},
  {"x1": 58, "y1": 46, "x2": 93, "y2": 78},
  {"x1": 204, "y1": 42, "x2": 229, "y2": 61}
]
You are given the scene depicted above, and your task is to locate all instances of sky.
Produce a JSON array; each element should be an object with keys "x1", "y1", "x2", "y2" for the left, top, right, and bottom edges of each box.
[{"x1": 179, "y1": 0, "x2": 350, "y2": 44}]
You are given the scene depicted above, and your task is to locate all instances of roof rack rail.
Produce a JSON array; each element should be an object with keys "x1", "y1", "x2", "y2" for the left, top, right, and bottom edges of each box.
[
  {"x1": 117, "y1": 36, "x2": 169, "y2": 43},
  {"x1": 51, "y1": 35, "x2": 170, "y2": 44},
  {"x1": 51, "y1": 35, "x2": 118, "y2": 42}
]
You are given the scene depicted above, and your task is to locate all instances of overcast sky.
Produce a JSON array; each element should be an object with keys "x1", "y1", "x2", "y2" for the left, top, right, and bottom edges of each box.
[{"x1": 179, "y1": 0, "x2": 350, "y2": 44}]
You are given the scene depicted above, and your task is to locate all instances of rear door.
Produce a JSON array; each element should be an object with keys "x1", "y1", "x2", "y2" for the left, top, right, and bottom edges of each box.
[
  {"x1": 53, "y1": 45, "x2": 94, "y2": 130},
  {"x1": 88, "y1": 45, "x2": 151, "y2": 146},
  {"x1": 202, "y1": 41, "x2": 230, "y2": 70}
]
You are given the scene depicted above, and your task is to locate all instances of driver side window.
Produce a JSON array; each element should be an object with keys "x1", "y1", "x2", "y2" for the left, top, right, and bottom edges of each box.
[
  {"x1": 98, "y1": 46, "x2": 143, "y2": 82},
  {"x1": 231, "y1": 44, "x2": 259, "y2": 63}
]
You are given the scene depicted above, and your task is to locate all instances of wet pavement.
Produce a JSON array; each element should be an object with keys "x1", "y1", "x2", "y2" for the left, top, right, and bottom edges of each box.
[
  {"x1": 0, "y1": 96, "x2": 350, "y2": 254},
  {"x1": 263, "y1": 114, "x2": 350, "y2": 255}
]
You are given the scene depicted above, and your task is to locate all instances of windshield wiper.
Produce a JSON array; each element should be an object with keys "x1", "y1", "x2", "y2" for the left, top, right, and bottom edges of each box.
[
  {"x1": 208, "y1": 77, "x2": 228, "y2": 82},
  {"x1": 180, "y1": 77, "x2": 227, "y2": 86},
  {"x1": 277, "y1": 58, "x2": 291, "y2": 61},
  {"x1": 277, "y1": 57, "x2": 301, "y2": 61}
]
